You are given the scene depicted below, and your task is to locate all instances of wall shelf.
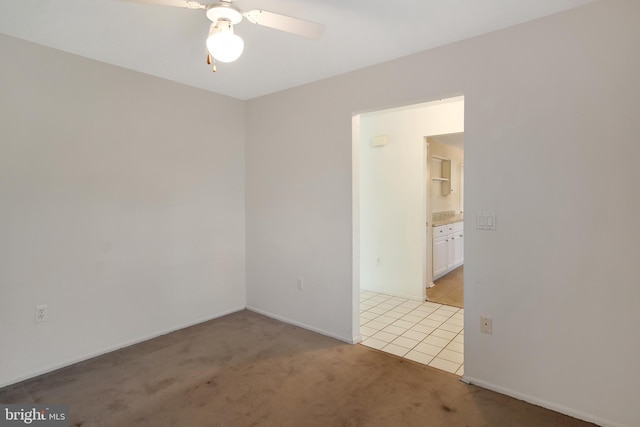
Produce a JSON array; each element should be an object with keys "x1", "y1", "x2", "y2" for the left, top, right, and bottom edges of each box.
[
  {"x1": 432, "y1": 155, "x2": 450, "y2": 161},
  {"x1": 431, "y1": 157, "x2": 452, "y2": 195}
]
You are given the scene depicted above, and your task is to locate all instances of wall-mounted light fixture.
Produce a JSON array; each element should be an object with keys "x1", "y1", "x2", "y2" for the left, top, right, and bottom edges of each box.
[{"x1": 372, "y1": 135, "x2": 390, "y2": 147}]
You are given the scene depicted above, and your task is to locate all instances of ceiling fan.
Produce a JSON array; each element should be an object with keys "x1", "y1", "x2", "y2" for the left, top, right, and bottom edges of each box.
[{"x1": 122, "y1": 0, "x2": 325, "y2": 70}]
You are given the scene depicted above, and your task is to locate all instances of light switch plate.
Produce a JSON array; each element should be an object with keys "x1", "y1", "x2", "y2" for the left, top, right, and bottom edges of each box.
[{"x1": 477, "y1": 212, "x2": 496, "y2": 230}]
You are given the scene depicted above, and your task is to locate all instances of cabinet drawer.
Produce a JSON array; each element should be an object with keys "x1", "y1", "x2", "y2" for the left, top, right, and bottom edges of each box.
[
  {"x1": 452, "y1": 221, "x2": 463, "y2": 233},
  {"x1": 433, "y1": 225, "x2": 449, "y2": 237}
]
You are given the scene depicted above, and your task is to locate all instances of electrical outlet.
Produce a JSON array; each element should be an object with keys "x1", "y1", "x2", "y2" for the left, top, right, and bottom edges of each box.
[
  {"x1": 297, "y1": 276, "x2": 304, "y2": 291},
  {"x1": 480, "y1": 316, "x2": 493, "y2": 334},
  {"x1": 35, "y1": 304, "x2": 48, "y2": 323}
]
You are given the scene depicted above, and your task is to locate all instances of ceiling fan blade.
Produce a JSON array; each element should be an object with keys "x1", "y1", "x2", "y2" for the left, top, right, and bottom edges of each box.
[
  {"x1": 243, "y1": 10, "x2": 325, "y2": 39},
  {"x1": 119, "y1": 0, "x2": 205, "y2": 9}
]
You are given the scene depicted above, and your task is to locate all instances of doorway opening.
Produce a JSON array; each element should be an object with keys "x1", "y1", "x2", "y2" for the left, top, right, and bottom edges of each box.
[
  {"x1": 353, "y1": 95, "x2": 465, "y2": 375},
  {"x1": 427, "y1": 132, "x2": 465, "y2": 309}
]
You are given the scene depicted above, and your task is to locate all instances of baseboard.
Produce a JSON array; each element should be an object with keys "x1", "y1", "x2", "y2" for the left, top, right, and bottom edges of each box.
[
  {"x1": 246, "y1": 306, "x2": 357, "y2": 344},
  {"x1": 0, "y1": 306, "x2": 246, "y2": 389},
  {"x1": 462, "y1": 375, "x2": 624, "y2": 427},
  {"x1": 359, "y1": 287, "x2": 425, "y2": 302}
]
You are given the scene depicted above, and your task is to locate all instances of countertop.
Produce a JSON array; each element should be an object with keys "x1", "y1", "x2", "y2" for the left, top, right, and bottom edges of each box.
[{"x1": 432, "y1": 214, "x2": 464, "y2": 227}]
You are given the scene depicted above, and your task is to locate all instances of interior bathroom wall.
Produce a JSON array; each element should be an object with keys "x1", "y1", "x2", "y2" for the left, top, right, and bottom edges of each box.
[
  {"x1": 429, "y1": 139, "x2": 464, "y2": 215},
  {"x1": 358, "y1": 99, "x2": 464, "y2": 300}
]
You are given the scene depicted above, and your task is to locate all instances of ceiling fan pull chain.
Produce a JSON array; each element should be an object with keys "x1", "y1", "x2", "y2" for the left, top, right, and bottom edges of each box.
[{"x1": 206, "y1": 53, "x2": 217, "y2": 72}]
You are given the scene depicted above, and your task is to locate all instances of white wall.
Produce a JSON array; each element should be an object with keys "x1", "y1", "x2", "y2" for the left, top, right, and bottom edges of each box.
[
  {"x1": 246, "y1": 1, "x2": 640, "y2": 426},
  {"x1": 0, "y1": 35, "x2": 246, "y2": 387},
  {"x1": 358, "y1": 100, "x2": 464, "y2": 300}
]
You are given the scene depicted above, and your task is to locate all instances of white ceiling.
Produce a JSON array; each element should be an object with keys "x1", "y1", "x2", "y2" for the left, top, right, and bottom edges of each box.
[
  {"x1": 0, "y1": 0, "x2": 596, "y2": 100},
  {"x1": 431, "y1": 132, "x2": 465, "y2": 151}
]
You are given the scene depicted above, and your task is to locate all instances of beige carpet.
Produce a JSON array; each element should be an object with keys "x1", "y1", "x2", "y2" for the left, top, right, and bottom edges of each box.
[
  {"x1": 0, "y1": 310, "x2": 593, "y2": 427},
  {"x1": 428, "y1": 265, "x2": 464, "y2": 308}
]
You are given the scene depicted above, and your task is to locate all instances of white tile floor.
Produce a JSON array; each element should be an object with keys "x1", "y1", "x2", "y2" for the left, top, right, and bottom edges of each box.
[{"x1": 359, "y1": 290, "x2": 464, "y2": 375}]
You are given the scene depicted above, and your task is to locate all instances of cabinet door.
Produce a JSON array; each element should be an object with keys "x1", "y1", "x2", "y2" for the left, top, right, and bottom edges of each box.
[
  {"x1": 448, "y1": 234, "x2": 456, "y2": 269},
  {"x1": 451, "y1": 232, "x2": 464, "y2": 268},
  {"x1": 433, "y1": 236, "x2": 449, "y2": 278}
]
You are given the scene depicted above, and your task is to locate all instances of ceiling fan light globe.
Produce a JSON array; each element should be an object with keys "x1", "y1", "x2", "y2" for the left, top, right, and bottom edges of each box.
[{"x1": 207, "y1": 31, "x2": 244, "y2": 63}]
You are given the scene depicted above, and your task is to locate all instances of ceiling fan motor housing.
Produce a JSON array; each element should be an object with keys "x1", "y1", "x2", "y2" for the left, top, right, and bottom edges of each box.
[{"x1": 206, "y1": 3, "x2": 243, "y2": 24}]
